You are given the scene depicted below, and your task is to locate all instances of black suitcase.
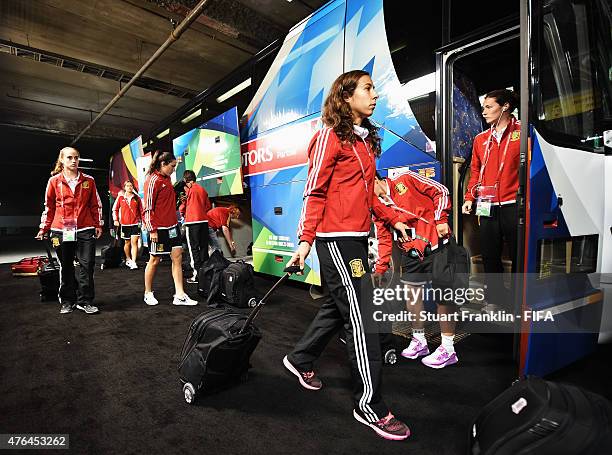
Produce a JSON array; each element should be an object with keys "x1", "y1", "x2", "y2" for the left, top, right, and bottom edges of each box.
[
  {"x1": 100, "y1": 231, "x2": 123, "y2": 270},
  {"x1": 220, "y1": 261, "x2": 258, "y2": 308},
  {"x1": 178, "y1": 265, "x2": 299, "y2": 404},
  {"x1": 38, "y1": 240, "x2": 60, "y2": 302},
  {"x1": 470, "y1": 376, "x2": 612, "y2": 455}
]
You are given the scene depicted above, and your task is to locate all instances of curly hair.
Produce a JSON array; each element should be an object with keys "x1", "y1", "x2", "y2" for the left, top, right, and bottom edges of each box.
[{"x1": 322, "y1": 70, "x2": 381, "y2": 156}]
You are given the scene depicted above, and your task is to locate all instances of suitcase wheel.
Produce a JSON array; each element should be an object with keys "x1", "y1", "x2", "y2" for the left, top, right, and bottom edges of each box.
[
  {"x1": 384, "y1": 348, "x2": 397, "y2": 365},
  {"x1": 247, "y1": 298, "x2": 257, "y2": 308},
  {"x1": 183, "y1": 382, "x2": 196, "y2": 404}
]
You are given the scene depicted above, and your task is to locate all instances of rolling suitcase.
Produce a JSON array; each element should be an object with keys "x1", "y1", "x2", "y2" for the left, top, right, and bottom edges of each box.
[
  {"x1": 100, "y1": 230, "x2": 123, "y2": 270},
  {"x1": 469, "y1": 376, "x2": 612, "y2": 455},
  {"x1": 178, "y1": 265, "x2": 300, "y2": 404},
  {"x1": 38, "y1": 240, "x2": 60, "y2": 302}
]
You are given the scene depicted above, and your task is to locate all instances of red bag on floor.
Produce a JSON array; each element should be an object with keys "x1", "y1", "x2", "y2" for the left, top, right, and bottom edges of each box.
[{"x1": 11, "y1": 256, "x2": 49, "y2": 277}]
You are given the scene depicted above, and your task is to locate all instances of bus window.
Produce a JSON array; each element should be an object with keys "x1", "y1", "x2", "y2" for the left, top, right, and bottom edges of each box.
[
  {"x1": 383, "y1": 0, "x2": 443, "y2": 142},
  {"x1": 536, "y1": 0, "x2": 612, "y2": 152}
]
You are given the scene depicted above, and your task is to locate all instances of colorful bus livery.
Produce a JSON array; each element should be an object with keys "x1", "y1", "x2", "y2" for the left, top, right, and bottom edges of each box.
[{"x1": 242, "y1": 0, "x2": 438, "y2": 284}]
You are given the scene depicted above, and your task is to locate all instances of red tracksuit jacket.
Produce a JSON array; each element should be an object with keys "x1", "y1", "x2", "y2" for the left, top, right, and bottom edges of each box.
[
  {"x1": 207, "y1": 207, "x2": 230, "y2": 230},
  {"x1": 112, "y1": 193, "x2": 143, "y2": 226},
  {"x1": 39, "y1": 172, "x2": 103, "y2": 233},
  {"x1": 374, "y1": 171, "x2": 451, "y2": 274},
  {"x1": 297, "y1": 127, "x2": 399, "y2": 245},
  {"x1": 179, "y1": 183, "x2": 211, "y2": 224},
  {"x1": 465, "y1": 116, "x2": 521, "y2": 204},
  {"x1": 143, "y1": 171, "x2": 177, "y2": 233}
]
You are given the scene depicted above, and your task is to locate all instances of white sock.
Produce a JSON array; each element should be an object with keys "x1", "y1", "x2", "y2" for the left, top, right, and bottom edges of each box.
[
  {"x1": 441, "y1": 334, "x2": 455, "y2": 353},
  {"x1": 412, "y1": 328, "x2": 426, "y2": 345}
]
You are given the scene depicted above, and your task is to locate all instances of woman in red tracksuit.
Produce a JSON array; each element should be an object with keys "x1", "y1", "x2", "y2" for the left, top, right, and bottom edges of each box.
[
  {"x1": 284, "y1": 70, "x2": 411, "y2": 441},
  {"x1": 142, "y1": 151, "x2": 197, "y2": 307},
  {"x1": 178, "y1": 170, "x2": 212, "y2": 283},
  {"x1": 462, "y1": 89, "x2": 520, "y2": 307},
  {"x1": 373, "y1": 172, "x2": 458, "y2": 369},
  {"x1": 112, "y1": 181, "x2": 143, "y2": 270},
  {"x1": 207, "y1": 205, "x2": 241, "y2": 254},
  {"x1": 36, "y1": 146, "x2": 103, "y2": 315}
]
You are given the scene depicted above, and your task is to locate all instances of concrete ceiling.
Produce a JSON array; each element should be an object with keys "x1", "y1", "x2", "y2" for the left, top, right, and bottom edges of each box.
[{"x1": 0, "y1": 0, "x2": 327, "y2": 143}]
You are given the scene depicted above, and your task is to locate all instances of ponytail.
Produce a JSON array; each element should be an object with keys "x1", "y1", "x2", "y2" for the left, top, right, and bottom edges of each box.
[
  {"x1": 148, "y1": 150, "x2": 175, "y2": 175},
  {"x1": 51, "y1": 147, "x2": 79, "y2": 176}
]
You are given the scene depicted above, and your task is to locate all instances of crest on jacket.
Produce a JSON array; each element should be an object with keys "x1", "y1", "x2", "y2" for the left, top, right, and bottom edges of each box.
[{"x1": 395, "y1": 182, "x2": 408, "y2": 195}]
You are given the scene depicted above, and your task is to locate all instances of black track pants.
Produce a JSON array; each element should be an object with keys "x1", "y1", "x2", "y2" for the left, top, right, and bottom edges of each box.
[{"x1": 289, "y1": 237, "x2": 388, "y2": 423}]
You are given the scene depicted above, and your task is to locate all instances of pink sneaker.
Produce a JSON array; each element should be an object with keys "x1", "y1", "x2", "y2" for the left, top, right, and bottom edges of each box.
[
  {"x1": 421, "y1": 345, "x2": 458, "y2": 369},
  {"x1": 353, "y1": 410, "x2": 410, "y2": 441},
  {"x1": 401, "y1": 338, "x2": 429, "y2": 359}
]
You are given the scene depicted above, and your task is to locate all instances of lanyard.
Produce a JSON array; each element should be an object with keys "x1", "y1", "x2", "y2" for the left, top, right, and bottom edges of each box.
[
  {"x1": 351, "y1": 138, "x2": 373, "y2": 198},
  {"x1": 124, "y1": 194, "x2": 139, "y2": 219},
  {"x1": 379, "y1": 191, "x2": 430, "y2": 225},
  {"x1": 478, "y1": 117, "x2": 514, "y2": 186}
]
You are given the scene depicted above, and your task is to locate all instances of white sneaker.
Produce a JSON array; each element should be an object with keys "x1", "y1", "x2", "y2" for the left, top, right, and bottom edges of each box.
[
  {"x1": 144, "y1": 292, "x2": 159, "y2": 306},
  {"x1": 172, "y1": 294, "x2": 198, "y2": 306},
  {"x1": 129, "y1": 261, "x2": 138, "y2": 270}
]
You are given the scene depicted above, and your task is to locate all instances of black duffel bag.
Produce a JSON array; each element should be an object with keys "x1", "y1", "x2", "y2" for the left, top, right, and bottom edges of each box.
[
  {"x1": 470, "y1": 376, "x2": 612, "y2": 454},
  {"x1": 431, "y1": 236, "x2": 470, "y2": 291},
  {"x1": 197, "y1": 249, "x2": 231, "y2": 304}
]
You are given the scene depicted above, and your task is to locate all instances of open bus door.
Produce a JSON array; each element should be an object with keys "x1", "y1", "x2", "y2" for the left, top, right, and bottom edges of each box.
[{"x1": 438, "y1": 0, "x2": 612, "y2": 377}]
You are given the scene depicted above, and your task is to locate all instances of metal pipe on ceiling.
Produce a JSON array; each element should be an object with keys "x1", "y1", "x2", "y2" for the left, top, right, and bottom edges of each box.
[{"x1": 71, "y1": 0, "x2": 210, "y2": 145}]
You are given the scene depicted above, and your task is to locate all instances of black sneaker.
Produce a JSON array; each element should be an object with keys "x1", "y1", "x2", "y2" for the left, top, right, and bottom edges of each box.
[
  {"x1": 60, "y1": 302, "x2": 74, "y2": 314},
  {"x1": 76, "y1": 303, "x2": 99, "y2": 314},
  {"x1": 282, "y1": 355, "x2": 322, "y2": 390},
  {"x1": 353, "y1": 409, "x2": 410, "y2": 441}
]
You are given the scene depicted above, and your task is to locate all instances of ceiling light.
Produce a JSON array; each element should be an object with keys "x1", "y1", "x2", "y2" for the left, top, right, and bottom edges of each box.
[
  {"x1": 156, "y1": 128, "x2": 170, "y2": 139},
  {"x1": 181, "y1": 109, "x2": 202, "y2": 124},
  {"x1": 216, "y1": 78, "x2": 252, "y2": 104},
  {"x1": 79, "y1": 158, "x2": 93, "y2": 162}
]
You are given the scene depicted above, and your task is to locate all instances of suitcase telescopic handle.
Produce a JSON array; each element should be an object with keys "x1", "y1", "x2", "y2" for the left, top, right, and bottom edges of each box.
[
  {"x1": 239, "y1": 265, "x2": 303, "y2": 334},
  {"x1": 42, "y1": 238, "x2": 56, "y2": 262}
]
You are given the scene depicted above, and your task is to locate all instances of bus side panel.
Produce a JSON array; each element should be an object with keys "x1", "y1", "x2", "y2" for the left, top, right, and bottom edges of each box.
[
  {"x1": 521, "y1": 129, "x2": 603, "y2": 376},
  {"x1": 344, "y1": 0, "x2": 432, "y2": 152},
  {"x1": 242, "y1": 0, "x2": 345, "y2": 141},
  {"x1": 377, "y1": 127, "x2": 441, "y2": 178},
  {"x1": 251, "y1": 172, "x2": 321, "y2": 285}
]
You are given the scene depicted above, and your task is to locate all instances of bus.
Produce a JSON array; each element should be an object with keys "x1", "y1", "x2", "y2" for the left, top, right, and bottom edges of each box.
[{"x1": 115, "y1": 0, "x2": 612, "y2": 377}]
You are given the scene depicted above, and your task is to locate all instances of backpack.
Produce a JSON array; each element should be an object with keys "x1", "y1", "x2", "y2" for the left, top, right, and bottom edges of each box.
[
  {"x1": 197, "y1": 249, "x2": 231, "y2": 305},
  {"x1": 220, "y1": 261, "x2": 258, "y2": 308},
  {"x1": 431, "y1": 236, "x2": 470, "y2": 291}
]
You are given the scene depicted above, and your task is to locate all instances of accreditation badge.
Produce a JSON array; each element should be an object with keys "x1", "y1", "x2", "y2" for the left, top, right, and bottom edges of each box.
[
  {"x1": 349, "y1": 258, "x2": 366, "y2": 278},
  {"x1": 62, "y1": 218, "x2": 77, "y2": 242},
  {"x1": 475, "y1": 198, "x2": 492, "y2": 217},
  {"x1": 51, "y1": 237, "x2": 60, "y2": 248}
]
